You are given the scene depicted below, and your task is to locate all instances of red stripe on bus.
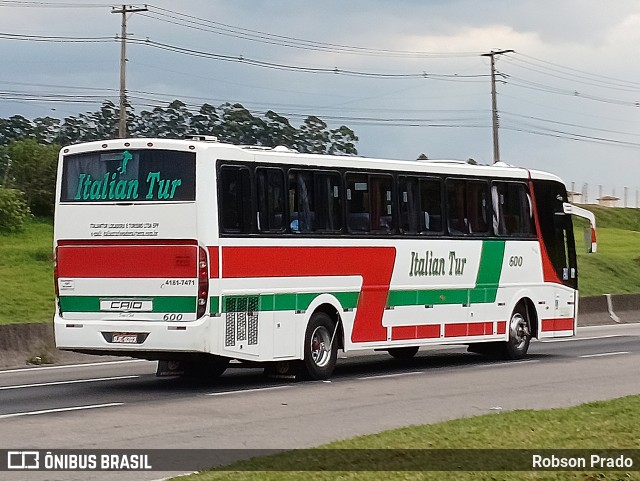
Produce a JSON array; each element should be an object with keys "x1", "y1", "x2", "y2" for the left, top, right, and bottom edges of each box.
[
  {"x1": 497, "y1": 321, "x2": 507, "y2": 335},
  {"x1": 444, "y1": 323, "x2": 467, "y2": 337},
  {"x1": 445, "y1": 322, "x2": 494, "y2": 338},
  {"x1": 57, "y1": 244, "x2": 198, "y2": 278},
  {"x1": 207, "y1": 247, "x2": 219, "y2": 279},
  {"x1": 391, "y1": 325, "x2": 440, "y2": 341},
  {"x1": 541, "y1": 318, "x2": 574, "y2": 332},
  {"x1": 222, "y1": 246, "x2": 396, "y2": 343}
]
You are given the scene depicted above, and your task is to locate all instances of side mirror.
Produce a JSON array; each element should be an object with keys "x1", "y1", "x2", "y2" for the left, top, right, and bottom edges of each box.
[{"x1": 568, "y1": 204, "x2": 597, "y2": 254}]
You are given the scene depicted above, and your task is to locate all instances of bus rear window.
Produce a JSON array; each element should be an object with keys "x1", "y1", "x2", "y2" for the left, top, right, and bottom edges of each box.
[{"x1": 61, "y1": 149, "x2": 196, "y2": 202}]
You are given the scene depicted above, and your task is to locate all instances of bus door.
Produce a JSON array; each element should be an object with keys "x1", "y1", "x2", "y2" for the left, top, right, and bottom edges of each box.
[{"x1": 532, "y1": 180, "x2": 577, "y2": 335}]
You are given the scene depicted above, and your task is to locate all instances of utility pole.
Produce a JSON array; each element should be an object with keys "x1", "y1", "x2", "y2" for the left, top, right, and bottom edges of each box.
[
  {"x1": 111, "y1": 4, "x2": 148, "y2": 138},
  {"x1": 481, "y1": 49, "x2": 513, "y2": 163}
]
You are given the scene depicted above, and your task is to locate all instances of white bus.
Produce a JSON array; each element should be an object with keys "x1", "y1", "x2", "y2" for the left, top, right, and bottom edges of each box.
[{"x1": 53, "y1": 136, "x2": 596, "y2": 380}]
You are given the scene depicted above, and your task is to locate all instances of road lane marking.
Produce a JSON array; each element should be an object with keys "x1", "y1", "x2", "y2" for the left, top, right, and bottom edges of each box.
[
  {"x1": 0, "y1": 402, "x2": 124, "y2": 419},
  {"x1": 206, "y1": 385, "x2": 291, "y2": 396},
  {"x1": 472, "y1": 360, "x2": 541, "y2": 368},
  {"x1": 357, "y1": 371, "x2": 423, "y2": 380},
  {"x1": 0, "y1": 375, "x2": 139, "y2": 391},
  {"x1": 0, "y1": 359, "x2": 150, "y2": 375},
  {"x1": 540, "y1": 334, "x2": 627, "y2": 343},
  {"x1": 579, "y1": 351, "x2": 630, "y2": 358}
]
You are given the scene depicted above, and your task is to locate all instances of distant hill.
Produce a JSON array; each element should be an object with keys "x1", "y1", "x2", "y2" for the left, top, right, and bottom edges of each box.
[{"x1": 574, "y1": 206, "x2": 640, "y2": 297}]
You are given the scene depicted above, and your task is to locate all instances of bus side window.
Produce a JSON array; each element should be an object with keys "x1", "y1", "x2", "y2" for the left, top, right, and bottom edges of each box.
[
  {"x1": 288, "y1": 170, "x2": 314, "y2": 233},
  {"x1": 219, "y1": 165, "x2": 253, "y2": 233},
  {"x1": 446, "y1": 179, "x2": 467, "y2": 234},
  {"x1": 399, "y1": 176, "x2": 419, "y2": 234},
  {"x1": 419, "y1": 178, "x2": 443, "y2": 234},
  {"x1": 492, "y1": 182, "x2": 536, "y2": 237},
  {"x1": 346, "y1": 173, "x2": 370, "y2": 232},
  {"x1": 257, "y1": 167, "x2": 285, "y2": 233},
  {"x1": 466, "y1": 180, "x2": 489, "y2": 234},
  {"x1": 370, "y1": 175, "x2": 394, "y2": 233},
  {"x1": 446, "y1": 179, "x2": 489, "y2": 235},
  {"x1": 314, "y1": 172, "x2": 343, "y2": 233}
]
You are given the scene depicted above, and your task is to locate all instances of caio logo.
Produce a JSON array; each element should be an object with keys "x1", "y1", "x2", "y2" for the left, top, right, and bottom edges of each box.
[
  {"x1": 100, "y1": 299, "x2": 152, "y2": 312},
  {"x1": 110, "y1": 301, "x2": 143, "y2": 311}
]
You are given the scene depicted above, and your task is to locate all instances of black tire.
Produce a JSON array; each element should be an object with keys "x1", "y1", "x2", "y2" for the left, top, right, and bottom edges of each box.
[
  {"x1": 302, "y1": 311, "x2": 338, "y2": 380},
  {"x1": 387, "y1": 346, "x2": 419, "y2": 359},
  {"x1": 503, "y1": 304, "x2": 532, "y2": 360}
]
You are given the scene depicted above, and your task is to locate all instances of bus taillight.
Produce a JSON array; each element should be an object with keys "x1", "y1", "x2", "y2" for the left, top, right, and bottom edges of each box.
[
  {"x1": 53, "y1": 246, "x2": 61, "y2": 315},
  {"x1": 197, "y1": 247, "x2": 208, "y2": 319}
]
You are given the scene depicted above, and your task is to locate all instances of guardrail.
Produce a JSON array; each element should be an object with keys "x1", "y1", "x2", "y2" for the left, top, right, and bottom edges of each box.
[{"x1": 578, "y1": 293, "x2": 640, "y2": 326}]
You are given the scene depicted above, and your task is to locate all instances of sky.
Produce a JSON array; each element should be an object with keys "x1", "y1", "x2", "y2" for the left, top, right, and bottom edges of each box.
[{"x1": 1, "y1": 0, "x2": 640, "y2": 205}]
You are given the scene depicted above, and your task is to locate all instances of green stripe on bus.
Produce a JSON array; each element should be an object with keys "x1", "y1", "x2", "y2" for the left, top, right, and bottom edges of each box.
[
  {"x1": 386, "y1": 288, "x2": 469, "y2": 307},
  {"x1": 209, "y1": 296, "x2": 219, "y2": 314},
  {"x1": 474, "y1": 240, "x2": 506, "y2": 303},
  {"x1": 218, "y1": 291, "x2": 360, "y2": 313},
  {"x1": 59, "y1": 296, "x2": 196, "y2": 313},
  {"x1": 475, "y1": 240, "x2": 506, "y2": 288}
]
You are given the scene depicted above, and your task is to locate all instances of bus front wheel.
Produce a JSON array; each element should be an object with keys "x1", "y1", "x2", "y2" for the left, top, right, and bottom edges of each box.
[
  {"x1": 303, "y1": 312, "x2": 338, "y2": 380},
  {"x1": 503, "y1": 306, "x2": 531, "y2": 360}
]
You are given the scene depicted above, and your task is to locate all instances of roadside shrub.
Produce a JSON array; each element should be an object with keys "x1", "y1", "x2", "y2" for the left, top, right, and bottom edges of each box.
[{"x1": 0, "y1": 187, "x2": 31, "y2": 233}]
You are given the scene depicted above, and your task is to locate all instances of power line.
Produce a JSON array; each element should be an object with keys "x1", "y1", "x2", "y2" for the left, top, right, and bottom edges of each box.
[
  {"x1": 128, "y1": 37, "x2": 489, "y2": 80},
  {"x1": 0, "y1": 32, "x2": 113, "y2": 42},
  {"x1": 0, "y1": 30, "x2": 488, "y2": 80},
  {"x1": 514, "y1": 52, "x2": 640, "y2": 89},
  {"x1": 143, "y1": 5, "x2": 482, "y2": 59},
  {"x1": 502, "y1": 55, "x2": 640, "y2": 93},
  {"x1": 504, "y1": 75, "x2": 640, "y2": 108},
  {"x1": 0, "y1": 0, "x2": 109, "y2": 7}
]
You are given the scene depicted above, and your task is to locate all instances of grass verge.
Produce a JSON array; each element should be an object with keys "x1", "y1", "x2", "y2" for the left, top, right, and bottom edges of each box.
[
  {"x1": 170, "y1": 395, "x2": 640, "y2": 481},
  {"x1": 0, "y1": 218, "x2": 54, "y2": 324}
]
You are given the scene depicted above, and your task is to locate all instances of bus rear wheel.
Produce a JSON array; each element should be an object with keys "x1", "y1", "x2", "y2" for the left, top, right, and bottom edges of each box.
[
  {"x1": 303, "y1": 312, "x2": 338, "y2": 380},
  {"x1": 503, "y1": 306, "x2": 531, "y2": 360}
]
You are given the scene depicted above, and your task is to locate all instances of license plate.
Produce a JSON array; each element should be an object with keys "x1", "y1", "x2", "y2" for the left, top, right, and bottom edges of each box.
[
  {"x1": 111, "y1": 333, "x2": 139, "y2": 344},
  {"x1": 100, "y1": 299, "x2": 153, "y2": 312}
]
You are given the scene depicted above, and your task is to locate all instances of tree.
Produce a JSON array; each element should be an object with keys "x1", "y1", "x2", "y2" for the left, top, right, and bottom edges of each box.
[
  {"x1": 416, "y1": 153, "x2": 429, "y2": 160},
  {"x1": 190, "y1": 103, "x2": 221, "y2": 137},
  {"x1": 328, "y1": 125, "x2": 358, "y2": 155},
  {"x1": 297, "y1": 116, "x2": 329, "y2": 154},
  {"x1": 0, "y1": 187, "x2": 31, "y2": 233},
  {"x1": 219, "y1": 103, "x2": 266, "y2": 145},
  {"x1": 85, "y1": 101, "x2": 120, "y2": 141},
  {"x1": 263, "y1": 110, "x2": 297, "y2": 148},
  {"x1": 4, "y1": 139, "x2": 59, "y2": 217},
  {"x1": 57, "y1": 115, "x2": 87, "y2": 146},
  {"x1": 0, "y1": 99, "x2": 360, "y2": 155},
  {"x1": 0, "y1": 115, "x2": 34, "y2": 145},
  {"x1": 32, "y1": 117, "x2": 61, "y2": 144}
]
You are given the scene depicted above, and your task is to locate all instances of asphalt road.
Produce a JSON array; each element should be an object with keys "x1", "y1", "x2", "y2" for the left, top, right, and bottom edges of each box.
[{"x1": 1, "y1": 322, "x2": 639, "y2": 481}]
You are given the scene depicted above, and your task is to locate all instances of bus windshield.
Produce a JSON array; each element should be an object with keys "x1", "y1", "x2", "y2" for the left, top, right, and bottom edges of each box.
[{"x1": 61, "y1": 149, "x2": 196, "y2": 202}]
